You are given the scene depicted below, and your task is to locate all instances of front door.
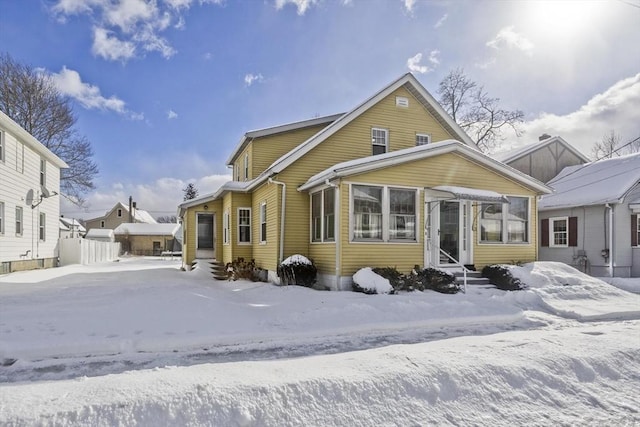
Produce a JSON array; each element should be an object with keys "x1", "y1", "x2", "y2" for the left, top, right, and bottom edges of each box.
[
  {"x1": 196, "y1": 213, "x2": 215, "y2": 259},
  {"x1": 425, "y1": 201, "x2": 471, "y2": 267}
]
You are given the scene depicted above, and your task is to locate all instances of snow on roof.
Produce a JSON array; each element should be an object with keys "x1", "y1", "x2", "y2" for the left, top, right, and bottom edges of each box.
[
  {"x1": 428, "y1": 186, "x2": 509, "y2": 203},
  {"x1": 132, "y1": 209, "x2": 157, "y2": 224},
  {"x1": 539, "y1": 152, "x2": 640, "y2": 210},
  {"x1": 85, "y1": 229, "x2": 114, "y2": 238},
  {"x1": 114, "y1": 223, "x2": 179, "y2": 236},
  {"x1": 59, "y1": 217, "x2": 86, "y2": 231},
  {"x1": 178, "y1": 180, "x2": 253, "y2": 211}
]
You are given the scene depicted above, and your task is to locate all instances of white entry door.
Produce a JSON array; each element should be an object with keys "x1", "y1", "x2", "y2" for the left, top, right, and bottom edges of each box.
[{"x1": 425, "y1": 201, "x2": 471, "y2": 268}]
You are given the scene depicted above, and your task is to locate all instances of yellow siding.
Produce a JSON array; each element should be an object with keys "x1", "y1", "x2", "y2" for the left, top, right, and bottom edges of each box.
[
  {"x1": 234, "y1": 144, "x2": 253, "y2": 182},
  {"x1": 182, "y1": 199, "x2": 222, "y2": 265},
  {"x1": 309, "y1": 243, "x2": 336, "y2": 276},
  {"x1": 222, "y1": 194, "x2": 233, "y2": 264},
  {"x1": 230, "y1": 192, "x2": 253, "y2": 262},
  {"x1": 251, "y1": 183, "x2": 280, "y2": 271}
]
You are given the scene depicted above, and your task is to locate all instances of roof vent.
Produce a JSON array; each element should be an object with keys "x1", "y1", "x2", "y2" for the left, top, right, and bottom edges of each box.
[
  {"x1": 539, "y1": 133, "x2": 552, "y2": 141},
  {"x1": 396, "y1": 96, "x2": 409, "y2": 108}
]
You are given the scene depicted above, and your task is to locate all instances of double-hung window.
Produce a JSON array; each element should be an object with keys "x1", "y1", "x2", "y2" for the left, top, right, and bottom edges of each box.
[
  {"x1": 259, "y1": 202, "x2": 267, "y2": 243},
  {"x1": 223, "y1": 210, "x2": 230, "y2": 245},
  {"x1": 352, "y1": 185, "x2": 417, "y2": 242},
  {"x1": 40, "y1": 159, "x2": 46, "y2": 187},
  {"x1": 550, "y1": 217, "x2": 568, "y2": 247},
  {"x1": 244, "y1": 154, "x2": 249, "y2": 180},
  {"x1": 117, "y1": 208, "x2": 122, "y2": 217},
  {"x1": 39, "y1": 212, "x2": 46, "y2": 241},
  {"x1": 371, "y1": 128, "x2": 388, "y2": 155},
  {"x1": 479, "y1": 196, "x2": 529, "y2": 243},
  {"x1": 0, "y1": 202, "x2": 4, "y2": 234},
  {"x1": 416, "y1": 134, "x2": 431, "y2": 146},
  {"x1": 238, "y1": 208, "x2": 251, "y2": 243},
  {"x1": 311, "y1": 188, "x2": 335, "y2": 242},
  {"x1": 636, "y1": 215, "x2": 640, "y2": 247},
  {"x1": 15, "y1": 207, "x2": 23, "y2": 236}
]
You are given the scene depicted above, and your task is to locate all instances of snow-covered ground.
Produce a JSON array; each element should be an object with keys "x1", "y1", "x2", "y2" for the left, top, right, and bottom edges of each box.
[{"x1": 1, "y1": 258, "x2": 639, "y2": 426}]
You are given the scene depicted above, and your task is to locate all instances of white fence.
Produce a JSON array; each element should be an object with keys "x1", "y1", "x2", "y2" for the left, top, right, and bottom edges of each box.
[{"x1": 59, "y1": 238, "x2": 121, "y2": 266}]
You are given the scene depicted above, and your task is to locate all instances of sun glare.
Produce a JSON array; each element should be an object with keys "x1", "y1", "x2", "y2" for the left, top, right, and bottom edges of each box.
[{"x1": 525, "y1": 0, "x2": 605, "y2": 37}]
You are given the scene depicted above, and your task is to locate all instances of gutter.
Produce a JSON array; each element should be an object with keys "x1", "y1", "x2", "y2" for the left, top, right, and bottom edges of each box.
[
  {"x1": 605, "y1": 203, "x2": 614, "y2": 277},
  {"x1": 268, "y1": 177, "x2": 286, "y2": 263}
]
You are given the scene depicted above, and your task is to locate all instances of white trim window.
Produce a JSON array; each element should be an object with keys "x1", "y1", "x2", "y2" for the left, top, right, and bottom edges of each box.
[
  {"x1": 550, "y1": 216, "x2": 569, "y2": 247},
  {"x1": 223, "y1": 209, "x2": 230, "y2": 245},
  {"x1": 238, "y1": 208, "x2": 251, "y2": 244},
  {"x1": 0, "y1": 130, "x2": 4, "y2": 162},
  {"x1": 40, "y1": 159, "x2": 46, "y2": 187},
  {"x1": 117, "y1": 208, "x2": 122, "y2": 217},
  {"x1": 416, "y1": 133, "x2": 431, "y2": 146},
  {"x1": 15, "y1": 206, "x2": 23, "y2": 236},
  {"x1": 16, "y1": 142, "x2": 24, "y2": 173},
  {"x1": 100, "y1": 220, "x2": 105, "y2": 228},
  {"x1": 259, "y1": 202, "x2": 267, "y2": 243},
  {"x1": 389, "y1": 188, "x2": 416, "y2": 240},
  {"x1": 0, "y1": 201, "x2": 4, "y2": 234},
  {"x1": 39, "y1": 212, "x2": 46, "y2": 241},
  {"x1": 351, "y1": 184, "x2": 417, "y2": 242},
  {"x1": 371, "y1": 128, "x2": 388, "y2": 155},
  {"x1": 244, "y1": 153, "x2": 249, "y2": 180},
  {"x1": 636, "y1": 216, "x2": 640, "y2": 247},
  {"x1": 480, "y1": 196, "x2": 529, "y2": 243},
  {"x1": 311, "y1": 188, "x2": 335, "y2": 243}
]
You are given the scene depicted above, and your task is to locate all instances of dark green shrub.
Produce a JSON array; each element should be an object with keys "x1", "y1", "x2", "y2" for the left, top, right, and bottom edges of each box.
[
  {"x1": 417, "y1": 268, "x2": 460, "y2": 294},
  {"x1": 372, "y1": 267, "x2": 403, "y2": 289},
  {"x1": 277, "y1": 256, "x2": 317, "y2": 287},
  {"x1": 481, "y1": 265, "x2": 525, "y2": 290},
  {"x1": 366, "y1": 266, "x2": 460, "y2": 294}
]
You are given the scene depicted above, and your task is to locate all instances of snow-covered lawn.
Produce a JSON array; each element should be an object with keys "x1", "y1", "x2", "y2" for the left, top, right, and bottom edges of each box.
[{"x1": 1, "y1": 257, "x2": 639, "y2": 426}]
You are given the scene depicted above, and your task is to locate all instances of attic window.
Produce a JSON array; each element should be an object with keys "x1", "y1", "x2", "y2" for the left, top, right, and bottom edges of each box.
[{"x1": 396, "y1": 96, "x2": 409, "y2": 108}]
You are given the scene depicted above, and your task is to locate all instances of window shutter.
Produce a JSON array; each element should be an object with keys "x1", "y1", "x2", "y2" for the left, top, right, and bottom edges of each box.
[
  {"x1": 568, "y1": 216, "x2": 578, "y2": 247},
  {"x1": 632, "y1": 215, "x2": 638, "y2": 247},
  {"x1": 541, "y1": 219, "x2": 549, "y2": 247}
]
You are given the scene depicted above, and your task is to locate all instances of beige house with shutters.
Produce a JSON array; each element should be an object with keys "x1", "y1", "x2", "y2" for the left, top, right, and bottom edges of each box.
[{"x1": 178, "y1": 73, "x2": 552, "y2": 290}]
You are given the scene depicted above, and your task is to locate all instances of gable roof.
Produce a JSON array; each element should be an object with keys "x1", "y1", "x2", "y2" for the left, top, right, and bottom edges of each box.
[
  {"x1": 225, "y1": 113, "x2": 345, "y2": 165},
  {"x1": 59, "y1": 217, "x2": 86, "y2": 232},
  {"x1": 88, "y1": 202, "x2": 158, "y2": 224},
  {"x1": 493, "y1": 136, "x2": 590, "y2": 164},
  {"x1": 299, "y1": 140, "x2": 552, "y2": 194},
  {"x1": 0, "y1": 110, "x2": 69, "y2": 169},
  {"x1": 539, "y1": 152, "x2": 640, "y2": 210}
]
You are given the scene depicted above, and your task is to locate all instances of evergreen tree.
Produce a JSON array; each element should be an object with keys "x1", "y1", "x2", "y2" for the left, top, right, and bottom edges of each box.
[{"x1": 183, "y1": 183, "x2": 198, "y2": 201}]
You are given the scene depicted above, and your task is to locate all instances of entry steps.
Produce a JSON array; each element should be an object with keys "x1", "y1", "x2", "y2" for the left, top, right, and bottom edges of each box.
[
  {"x1": 441, "y1": 268, "x2": 495, "y2": 289},
  {"x1": 191, "y1": 259, "x2": 228, "y2": 280}
]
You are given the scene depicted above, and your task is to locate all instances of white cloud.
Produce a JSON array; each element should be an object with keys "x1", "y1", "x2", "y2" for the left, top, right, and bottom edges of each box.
[
  {"x1": 510, "y1": 74, "x2": 640, "y2": 156},
  {"x1": 402, "y1": 0, "x2": 416, "y2": 13},
  {"x1": 167, "y1": 109, "x2": 178, "y2": 120},
  {"x1": 486, "y1": 26, "x2": 534, "y2": 56},
  {"x1": 51, "y1": 0, "x2": 223, "y2": 62},
  {"x1": 434, "y1": 13, "x2": 448, "y2": 29},
  {"x1": 274, "y1": 0, "x2": 318, "y2": 15},
  {"x1": 47, "y1": 66, "x2": 143, "y2": 119},
  {"x1": 406, "y1": 50, "x2": 440, "y2": 74},
  {"x1": 61, "y1": 174, "x2": 232, "y2": 220},
  {"x1": 244, "y1": 73, "x2": 264, "y2": 86},
  {"x1": 92, "y1": 27, "x2": 136, "y2": 61}
]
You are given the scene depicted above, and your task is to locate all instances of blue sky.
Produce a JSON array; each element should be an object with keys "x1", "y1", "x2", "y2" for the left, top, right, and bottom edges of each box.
[{"x1": 1, "y1": 0, "x2": 639, "y2": 220}]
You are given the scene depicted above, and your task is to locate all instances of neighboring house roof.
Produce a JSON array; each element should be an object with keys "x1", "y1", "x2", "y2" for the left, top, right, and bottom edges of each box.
[
  {"x1": 85, "y1": 229, "x2": 114, "y2": 239},
  {"x1": 226, "y1": 113, "x2": 345, "y2": 165},
  {"x1": 0, "y1": 110, "x2": 69, "y2": 170},
  {"x1": 87, "y1": 202, "x2": 158, "y2": 224},
  {"x1": 299, "y1": 140, "x2": 552, "y2": 195},
  {"x1": 539, "y1": 152, "x2": 640, "y2": 210},
  {"x1": 493, "y1": 136, "x2": 590, "y2": 164},
  {"x1": 178, "y1": 181, "x2": 253, "y2": 215},
  {"x1": 59, "y1": 217, "x2": 86, "y2": 232},
  {"x1": 113, "y1": 223, "x2": 180, "y2": 236}
]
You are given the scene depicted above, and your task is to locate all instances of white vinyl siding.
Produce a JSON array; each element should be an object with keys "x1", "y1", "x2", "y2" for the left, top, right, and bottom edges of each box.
[
  {"x1": 0, "y1": 202, "x2": 4, "y2": 234},
  {"x1": 0, "y1": 130, "x2": 4, "y2": 162}
]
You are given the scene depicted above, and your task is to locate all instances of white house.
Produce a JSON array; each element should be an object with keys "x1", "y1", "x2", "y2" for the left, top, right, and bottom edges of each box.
[
  {"x1": 539, "y1": 152, "x2": 640, "y2": 277},
  {"x1": 59, "y1": 216, "x2": 86, "y2": 239},
  {"x1": 0, "y1": 110, "x2": 68, "y2": 274}
]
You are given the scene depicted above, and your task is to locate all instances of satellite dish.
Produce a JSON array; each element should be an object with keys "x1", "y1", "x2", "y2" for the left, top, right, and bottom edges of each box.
[
  {"x1": 25, "y1": 189, "x2": 34, "y2": 206},
  {"x1": 41, "y1": 186, "x2": 51, "y2": 198}
]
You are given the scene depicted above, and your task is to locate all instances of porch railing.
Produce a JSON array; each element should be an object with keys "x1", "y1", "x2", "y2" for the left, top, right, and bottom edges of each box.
[{"x1": 438, "y1": 248, "x2": 468, "y2": 293}]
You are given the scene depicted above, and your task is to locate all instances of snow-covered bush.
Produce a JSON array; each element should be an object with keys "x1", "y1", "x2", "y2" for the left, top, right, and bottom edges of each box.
[
  {"x1": 352, "y1": 267, "x2": 394, "y2": 294},
  {"x1": 225, "y1": 258, "x2": 268, "y2": 282},
  {"x1": 277, "y1": 255, "x2": 317, "y2": 287},
  {"x1": 417, "y1": 268, "x2": 459, "y2": 294},
  {"x1": 482, "y1": 264, "x2": 525, "y2": 291}
]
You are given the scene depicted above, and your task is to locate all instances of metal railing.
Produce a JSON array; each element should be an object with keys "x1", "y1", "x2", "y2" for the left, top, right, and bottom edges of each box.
[{"x1": 438, "y1": 248, "x2": 468, "y2": 293}]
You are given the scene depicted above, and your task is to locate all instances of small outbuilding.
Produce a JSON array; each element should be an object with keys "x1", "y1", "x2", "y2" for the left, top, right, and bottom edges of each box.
[{"x1": 114, "y1": 223, "x2": 181, "y2": 256}]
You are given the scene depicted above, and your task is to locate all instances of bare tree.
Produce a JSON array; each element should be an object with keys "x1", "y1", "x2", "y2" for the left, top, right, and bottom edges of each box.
[
  {"x1": 183, "y1": 183, "x2": 198, "y2": 201},
  {"x1": 0, "y1": 53, "x2": 98, "y2": 204},
  {"x1": 157, "y1": 215, "x2": 178, "y2": 223},
  {"x1": 591, "y1": 130, "x2": 640, "y2": 159},
  {"x1": 437, "y1": 68, "x2": 524, "y2": 153}
]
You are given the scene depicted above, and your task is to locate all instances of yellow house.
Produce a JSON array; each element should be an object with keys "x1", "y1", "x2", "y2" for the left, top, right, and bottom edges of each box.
[{"x1": 178, "y1": 73, "x2": 551, "y2": 290}]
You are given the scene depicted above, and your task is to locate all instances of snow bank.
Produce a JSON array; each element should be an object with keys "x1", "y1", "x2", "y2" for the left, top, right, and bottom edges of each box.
[
  {"x1": 281, "y1": 254, "x2": 312, "y2": 265},
  {"x1": 353, "y1": 267, "x2": 393, "y2": 294},
  {"x1": 2, "y1": 321, "x2": 638, "y2": 426}
]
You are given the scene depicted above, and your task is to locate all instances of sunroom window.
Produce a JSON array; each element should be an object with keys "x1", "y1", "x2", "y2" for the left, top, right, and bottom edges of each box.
[
  {"x1": 480, "y1": 197, "x2": 529, "y2": 243},
  {"x1": 353, "y1": 185, "x2": 383, "y2": 240},
  {"x1": 352, "y1": 185, "x2": 417, "y2": 242},
  {"x1": 311, "y1": 188, "x2": 335, "y2": 242},
  {"x1": 389, "y1": 189, "x2": 416, "y2": 240}
]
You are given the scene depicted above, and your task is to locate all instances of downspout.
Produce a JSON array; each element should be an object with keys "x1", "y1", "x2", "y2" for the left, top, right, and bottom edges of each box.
[
  {"x1": 605, "y1": 203, "x2": 614, "y2": 277},
  {"x1": 268, "y1": 178, "x2": 286, "y2": 264},
  {"x1": 325, "y1": 179, "x2": 340, "y2": 291}
]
